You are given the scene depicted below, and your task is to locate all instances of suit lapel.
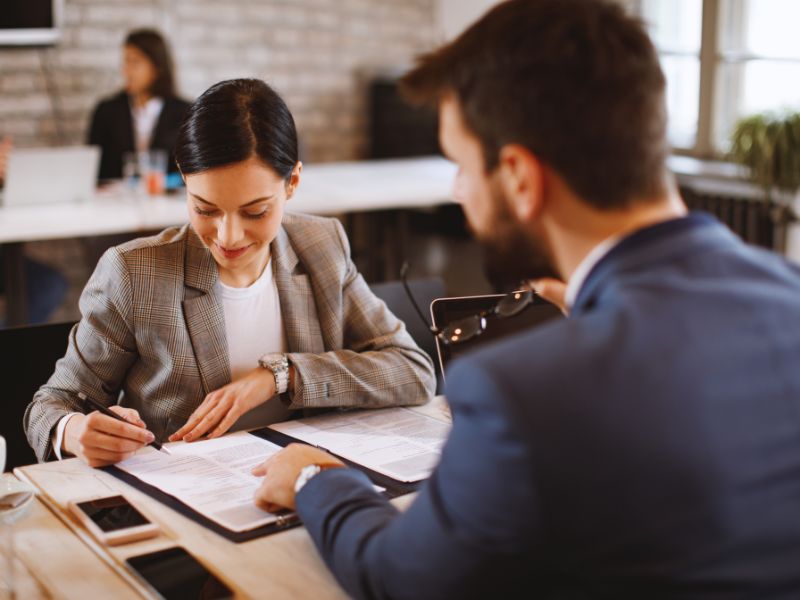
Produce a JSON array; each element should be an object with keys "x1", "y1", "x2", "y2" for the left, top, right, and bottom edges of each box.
[
  {"x1": 272, "y1": 225, "x2": 325, "y2": 353},
  {"x1": 182, "y1": 228, "x2": 231, "y2": 394}
]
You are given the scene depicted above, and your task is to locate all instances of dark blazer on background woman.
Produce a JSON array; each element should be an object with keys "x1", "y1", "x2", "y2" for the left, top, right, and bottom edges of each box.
[{"x1": 87, "y1": 91, "x2": 191, "y2": 181}]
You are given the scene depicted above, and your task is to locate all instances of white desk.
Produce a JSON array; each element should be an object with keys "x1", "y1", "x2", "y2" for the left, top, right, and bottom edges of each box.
[
  {"x1": 0, "y1": 156, "x2": 455, "y2": 244},
  {"x1": 0, "y1": 156, "x2": 456, "y2": 324}
]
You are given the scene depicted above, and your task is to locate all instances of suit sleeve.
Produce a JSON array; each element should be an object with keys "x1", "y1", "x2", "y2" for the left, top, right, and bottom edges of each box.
[
  {"x1": 286, "y1": 219, "x2": 436, "y2": 409},
  {"x1": 23, "y1": 248, "x2": 138, "y2": 462},
  {"x1": 295, "y1": 360, "x2": 542, "y2": 600}
]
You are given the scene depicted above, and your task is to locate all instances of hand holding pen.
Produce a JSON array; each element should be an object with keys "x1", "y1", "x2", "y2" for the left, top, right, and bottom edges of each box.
[{"x1": 60, "y1": 392, "x2": 169, "y2": 468}]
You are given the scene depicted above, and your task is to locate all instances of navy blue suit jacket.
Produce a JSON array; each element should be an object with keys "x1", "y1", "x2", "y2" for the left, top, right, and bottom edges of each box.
[{"x1": 297, "y1": 214, "x2": 800, "y2": 599}]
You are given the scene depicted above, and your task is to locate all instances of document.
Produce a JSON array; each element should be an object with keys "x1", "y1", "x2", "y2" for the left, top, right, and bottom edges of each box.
[
  {"x1": 269, "y1": 406, "x2": 451, "y2": 483},
  {"x1": 117, "y1": 432, "x2": 283, "y2": 532}
]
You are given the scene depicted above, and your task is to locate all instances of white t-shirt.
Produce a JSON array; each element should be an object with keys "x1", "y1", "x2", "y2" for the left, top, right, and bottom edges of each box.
[
  {"x1": 130, "y1": 97, "x2": 164, "y2": 152},
  {"x1": 215, "y1": 258, "x2": 291, "y2": 429},
  {"x1": 216, "y1": 258, "x2": 287, "y2": 380}
]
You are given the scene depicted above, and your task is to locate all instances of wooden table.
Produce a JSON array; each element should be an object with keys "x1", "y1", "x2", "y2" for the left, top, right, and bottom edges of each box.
[
  {"x1": 9, "y1": 397, "x2": 451, "y2": 598},
  {"x1": 0, "y1": 156, "x2": 456, "y2": 325}
]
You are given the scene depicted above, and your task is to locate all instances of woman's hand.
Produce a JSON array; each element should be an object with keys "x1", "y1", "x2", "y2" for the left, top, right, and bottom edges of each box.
[
  {"x1": 169, "y1": 367, "x2": 276, "y2": 442},
  {"x1": 528, "y1": 277, "x2": 569, "y2": 315},
  {"x1": 64, "y1": 406, "x2": 154, "y2": 467},
  {"x1": 252, "y1": 443, "x2": 345, "y2": 512}
]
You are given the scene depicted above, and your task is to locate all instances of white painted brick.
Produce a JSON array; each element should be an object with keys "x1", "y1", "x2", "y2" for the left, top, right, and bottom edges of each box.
[
  {"x1": 83, "y1": 5, "x2": 160, "y2": 25},
  {"x1": 0, "y1": 51, "x2": 43, "y2": 71},
  {"x1": 0, "y1": 73, "x2": 41, "y2": 93},
  {"x1": 0, "y1": 0, "x2": 436, "y2": 163},
  {"x1": 0, "y1": 118, "x2": 38, "y2": 137},
  {"x1": 76, "y1": 26, "x2": 125, "y2": 48},
  {"x1": 0, "y1": 95, "x2": 53, "y2": 115}
]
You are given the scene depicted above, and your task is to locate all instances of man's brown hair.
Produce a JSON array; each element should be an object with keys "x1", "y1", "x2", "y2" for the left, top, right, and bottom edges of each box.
[{"x1": 401, "y1": 0, "x2": 669, "y2": 209}]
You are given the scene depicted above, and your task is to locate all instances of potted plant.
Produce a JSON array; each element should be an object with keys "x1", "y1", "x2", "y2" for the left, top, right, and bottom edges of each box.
[{"x1": 728, "y1": 111, "x2": 800, "y2": 253}]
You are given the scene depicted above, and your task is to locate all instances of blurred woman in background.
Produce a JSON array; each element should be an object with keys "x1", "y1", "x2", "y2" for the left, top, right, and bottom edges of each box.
[{"x1": 88, "y1": 29, "x2": 190, "y2": 181}]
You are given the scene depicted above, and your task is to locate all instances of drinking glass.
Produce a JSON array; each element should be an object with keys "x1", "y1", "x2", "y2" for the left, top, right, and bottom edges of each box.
[{"x1": 143, "y1": 149, "x2": 168, "y2": 196}]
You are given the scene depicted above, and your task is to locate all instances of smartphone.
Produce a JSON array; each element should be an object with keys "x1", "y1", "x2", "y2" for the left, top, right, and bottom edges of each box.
[
  {"x1": 68, "y1": 494, "x2": 160, "y2": 546},
  {"x1": 125, "y1": 546, "x2": 234, "y2": 600}
]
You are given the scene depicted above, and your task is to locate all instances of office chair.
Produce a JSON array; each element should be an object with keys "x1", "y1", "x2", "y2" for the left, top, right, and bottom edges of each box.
[
  {"x1": 0, "y1": 321, "x2": 75, "y2": 470},
  {"x1": 371, "y1": 276, "x2": 446, "y2": 392}
]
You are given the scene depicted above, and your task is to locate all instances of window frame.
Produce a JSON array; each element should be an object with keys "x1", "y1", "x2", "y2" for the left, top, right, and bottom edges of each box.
[{"x1": 636, "y1": 0, "x2": 800, "y2": 159}]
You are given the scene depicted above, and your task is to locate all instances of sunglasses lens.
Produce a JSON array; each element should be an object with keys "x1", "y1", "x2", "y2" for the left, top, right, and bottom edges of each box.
[
  {"x1": 443, "y1": 316, "x2": 484, "y2": 344},
  {"x1": 496, "y1": 290, "x2": 533, "y2": 317}
]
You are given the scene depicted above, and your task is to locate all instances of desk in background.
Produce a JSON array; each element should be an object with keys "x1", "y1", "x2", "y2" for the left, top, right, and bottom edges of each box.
[{"x1": 0, "y1": 156, "x2": 456, "y2": 325}]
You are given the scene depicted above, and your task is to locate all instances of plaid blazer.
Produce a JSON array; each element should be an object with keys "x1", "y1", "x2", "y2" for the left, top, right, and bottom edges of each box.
[{"x1": 24, "y1": 213, "x2": 436, "y2": 461}]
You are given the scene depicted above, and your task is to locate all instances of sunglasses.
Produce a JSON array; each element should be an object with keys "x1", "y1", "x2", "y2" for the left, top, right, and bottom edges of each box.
[{"x1": 400, "y1": 262, "x2": 534, "y2": 346}]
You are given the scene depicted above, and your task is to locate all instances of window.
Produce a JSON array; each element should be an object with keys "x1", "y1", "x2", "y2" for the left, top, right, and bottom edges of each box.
[{"x1": 638, "y1": 0, "x2": 800, "y2": 156}]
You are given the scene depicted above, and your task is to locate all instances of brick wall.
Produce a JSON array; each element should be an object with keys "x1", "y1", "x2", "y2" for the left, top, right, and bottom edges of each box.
[{"x1": 0, "y1": 0, "x2": 437, "y2": 162}]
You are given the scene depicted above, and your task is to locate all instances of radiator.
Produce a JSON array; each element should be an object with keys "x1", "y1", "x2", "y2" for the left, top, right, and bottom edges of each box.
[{"x1": 680, "y1": 184, "x2": 777, "y2": 249}]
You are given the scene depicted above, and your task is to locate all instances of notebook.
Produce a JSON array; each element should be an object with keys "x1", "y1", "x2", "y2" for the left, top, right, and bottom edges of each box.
[
  {"x1": 2, "y1": 145, "x2": 100, "y2": 206},
  {"x1": 430, "y1": 293, "x2": 562, "y2": 379}
]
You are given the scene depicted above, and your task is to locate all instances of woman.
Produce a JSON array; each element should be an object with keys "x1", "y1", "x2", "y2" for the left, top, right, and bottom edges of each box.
[
  {"x1": 25, "y1": 79, "x2": 436, "y2": 465},
  {"x1": 88, "y1": 29, "x2": 190, "y2": 181}
]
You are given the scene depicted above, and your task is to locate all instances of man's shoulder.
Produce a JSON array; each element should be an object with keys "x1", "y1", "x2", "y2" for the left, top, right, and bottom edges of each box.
[{"x1": 445, "y1": 307, "x2": 624, "y2": 416}]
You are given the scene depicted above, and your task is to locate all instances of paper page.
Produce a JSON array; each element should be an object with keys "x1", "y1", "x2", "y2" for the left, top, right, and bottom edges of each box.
[
  {"x1": 269, "y1": 407, "x2": 451, "y2": 483},
  {"x1": 117, "y1": 432, "x2": 284, "y2": 532}
]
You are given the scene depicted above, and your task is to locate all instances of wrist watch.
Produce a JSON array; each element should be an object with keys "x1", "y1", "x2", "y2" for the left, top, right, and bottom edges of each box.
[
  {"x1": 294, "y1": 464, "x2": 322, "y2": 494},
  {"x1": 258, "y1": 353, "x2": 290, "y2": 395}
]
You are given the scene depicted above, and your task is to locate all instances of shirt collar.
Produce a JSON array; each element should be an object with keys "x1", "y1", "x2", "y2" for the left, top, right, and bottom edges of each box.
[{"x1": 564, "y1": 235, "x2": 623, "y2": 309}]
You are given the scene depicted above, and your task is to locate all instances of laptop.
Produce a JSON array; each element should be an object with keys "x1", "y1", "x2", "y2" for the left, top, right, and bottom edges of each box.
[
  {"x1": 430, "y1": 292, "x2": 563, "y2": 380},
  {"x1": 2, "y1": 146, "x2": 100, "y2": 206}
]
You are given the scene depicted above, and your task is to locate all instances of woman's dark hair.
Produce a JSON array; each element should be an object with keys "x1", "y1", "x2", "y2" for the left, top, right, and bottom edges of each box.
[
  {"x1": 401, "y1": 0, "x2": 668, "y2": 210},
  {"x1": 125, "y1": 29, "x2": 176, "y2": 98},
  {"x1": 174, "y1": 78, "x2": 299, "y2": 180}
]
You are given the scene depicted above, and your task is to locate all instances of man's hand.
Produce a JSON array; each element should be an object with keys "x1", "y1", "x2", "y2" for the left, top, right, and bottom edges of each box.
[
  {"x1": 252, "y1": 443, "x2": 345, "y2": 512},
  {"x1": 169, "y1": 367, "x2": 277, "y2": 443},
  {"x1": 528, "y1": 277, "x2": 568, "y2": 315},
  {"x1": 64, "y1": 407, "x2": 154, "y2": 467}
]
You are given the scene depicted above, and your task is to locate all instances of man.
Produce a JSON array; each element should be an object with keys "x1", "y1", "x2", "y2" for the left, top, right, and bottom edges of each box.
[{"x1": 253, "y1": 1, "x2": 800, "y2": 597}]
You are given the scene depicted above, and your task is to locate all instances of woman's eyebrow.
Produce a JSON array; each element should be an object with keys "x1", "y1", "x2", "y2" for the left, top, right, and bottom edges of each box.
[{"x1": 189, "y1": 192, "x2": 276, "y2": 207}]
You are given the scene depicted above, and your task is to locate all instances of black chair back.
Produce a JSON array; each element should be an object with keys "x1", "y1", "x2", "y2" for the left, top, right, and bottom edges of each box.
[
  {"x1": 371, "y1": 276, "x2": 446, "y2": 392},
  {"x1": 0, "y1": 321, "x2": 75, "y2": 470}
]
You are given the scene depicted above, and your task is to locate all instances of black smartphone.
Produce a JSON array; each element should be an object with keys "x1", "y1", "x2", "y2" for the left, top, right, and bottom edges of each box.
[{"x1": 125, "y1": 546, "x2": 234, "y2": 600}]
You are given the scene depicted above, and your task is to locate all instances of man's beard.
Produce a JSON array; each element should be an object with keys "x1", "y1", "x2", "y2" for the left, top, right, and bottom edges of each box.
[{"x1": 473, "y1": 185, "x2": 557, "y2": 292}]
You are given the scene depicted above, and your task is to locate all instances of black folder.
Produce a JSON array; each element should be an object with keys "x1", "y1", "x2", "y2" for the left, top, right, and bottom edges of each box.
[{"x1": 103, "y1": 427, "x2": 422, "y2": 543}]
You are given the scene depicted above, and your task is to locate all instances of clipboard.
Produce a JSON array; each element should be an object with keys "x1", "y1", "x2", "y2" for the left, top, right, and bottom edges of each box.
[{"x1": 102, "y1": 429, "x2": 422, "y2": 543}]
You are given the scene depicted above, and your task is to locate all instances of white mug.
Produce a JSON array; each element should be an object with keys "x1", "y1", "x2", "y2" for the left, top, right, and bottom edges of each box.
[{"x1": 0, "y1": 435, "x2": 5, "y2": 473}]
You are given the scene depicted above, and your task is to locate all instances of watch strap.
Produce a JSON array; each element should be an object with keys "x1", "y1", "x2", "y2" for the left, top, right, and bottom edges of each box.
[
  {"x1": 259, "y1": 353, "x2": 289, "y2": 395},
  {"x1": 294, "y1": 464, "x2": 322, "y2": 494}
]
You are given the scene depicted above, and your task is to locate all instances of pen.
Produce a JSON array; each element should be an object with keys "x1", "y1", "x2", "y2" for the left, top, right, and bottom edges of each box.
[{"x1": 77, "y1": 392, "x2": 171, "y2": 455}]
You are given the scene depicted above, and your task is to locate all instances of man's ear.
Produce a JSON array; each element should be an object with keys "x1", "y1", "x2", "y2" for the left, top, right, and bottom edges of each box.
[{"x1": 497, "y1": 145, "x2": 545, "y2": 223}]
